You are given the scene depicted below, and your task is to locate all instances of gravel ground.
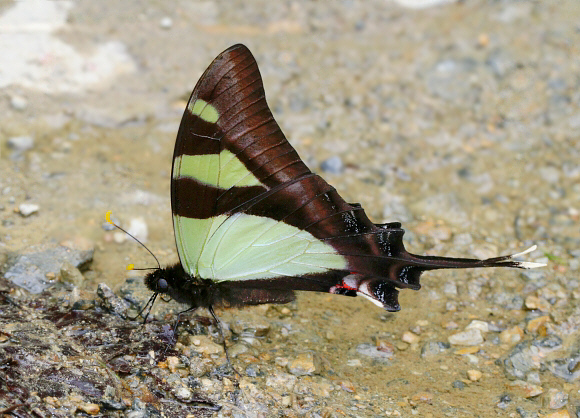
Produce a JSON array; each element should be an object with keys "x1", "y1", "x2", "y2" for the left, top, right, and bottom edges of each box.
[{"x1": 1, "y1": 1, "x2": 579, "y2": 416}]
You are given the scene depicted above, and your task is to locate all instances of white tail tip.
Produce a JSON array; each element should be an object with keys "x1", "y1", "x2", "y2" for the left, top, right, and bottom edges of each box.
[
  {"x1": 510, "y1": 245, "x2": 537, "y2": 258},
  {"x1": 514, "y1": 261, "x2": 547, "y2": 269},
  {"x1": 508, "y1": 245, "x2": 546, "y2": 269}
]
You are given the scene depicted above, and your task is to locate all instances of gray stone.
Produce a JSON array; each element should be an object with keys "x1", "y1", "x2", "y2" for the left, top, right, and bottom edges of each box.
[
  {"x1": 493, "y1": 293, "x2": 524, "y2": 310},
  {"x1": 320, "y1": 155, "x2": 344, "y2": 174},
  {"x1": 421, "y1": 341, "x2": 450, "y2": 358},
  {"x1": 500, "y1": 341, "x2": 541, "y2": 380},
  {"x1": 547, "y1": 355, "x2": 580, "y2": 382},
  {"x1": 167, "y1": 374, "x2": 193, "y2": 402},
  {"x1": 448, "y1": 329, "x2": 483, "y2": 346},
  {"x1": 4, "y1": 243, "x2": 94, "y2": 293},
  {"x1": 97, "y1": 283, "x2": 130, "y2": 318},
  {"x1": 424, "y1": 58, "x2": 478, "y2": 101},
  {"x1": 356, "y1": 343, "x2": 394, "y2": 361},
  {"x1": 544, "y1": 388, "x2": 568, "y2": 409},
  {"x1": 443, "y1": 281, "x2": 457, "y2": 296}
]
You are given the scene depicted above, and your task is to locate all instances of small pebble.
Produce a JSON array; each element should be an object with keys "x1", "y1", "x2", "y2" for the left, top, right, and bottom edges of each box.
[
  {"x1": 339, "y1": 380, "x2": 355, "y2": 393},
  {"x1": 265, "y1": 372, "x2": 297, "y2": 391},
  {"x1": 452, "y1": 380, "x2": 466, "y2": 390},
  {"x1": 499, "y1": 326, "x2": 524, "y2": 345},
  {"x1": 10, "y1": 95, "x2": 28, "y2": 110},
  {"x1": 287, "y1": 352, "x2": 318, "y2": 376},
  {"x1": 442, "y1": 320, "x2": 459, "y2": 330},
  {"x1": 445, "y1": 302, "x2": 457, "y2": 312},
  {"x1": 18, "y1": 203, "x2": 39, "y2": 217},
  {"x1": 188, "y1": 336, "x2": 223, "y2": 355},
  {"x1": 274, "y1": 357, "x2": 289, "y2": 367},
  {"x1": 396, "y1": 341, "x2": 409, "y2": 351},
  {"x1": 376, "y1": 339, "x2": 396, "y2": 355},
  {"x1": 410, "y1": 392, "x2": 434, "y2": 405},
  {"x1": 527, "y1": 316, "x2": 551, "y2": 334},
  {"x1": 228, "y1": 343, "x2": 249, "y2": 358},
  {"x1": 505, "y1": 380, "x2": 543, "y2": 398},
  {"x1": 421, "y1": 341, "x2": 450, "y2": 358},
  {"x1": 230, "y1": 318, "x2": 271, "y2": 337},
  {"x1": 160, "y1": 16, "x2": 173, "y2": 28},
  {"x1": 356, "y1": 343, "x2": 393, "y2": 360},
  {"x1": 544, "y1": 388, "x2": 568, "y2": 409},
  {"x1": 525, "y1": 295, "x2": 551, "y2": 312},
  {"x1": 466, "y1": 320, "x2": 489, "y2": 333},
  {"x1": 127, "y1": 217, "x2": 148, "y2": 243},
  {"x1": 166, "y1": 356, "x2": 179, "y2": 373},
  {"x1": 78, "y1": 403, "x2": 100, "y2": 415},
  {"x1": 60, "y1": 261, "x2": 85, "y2": 287},
  {"x1": 171, "y1": 382, "x2": 193, "y2": 402},
  {"x1": 496, "y1": 394, "x2": 511, "y2": 409},
  {"x1": 402, "y1": 331, "x2": 420, "y2": 344},
  {"x1": 443, "y1": 281, "x2": 458, "y2": 296},
  {"x1": 8, "y1": 135, "x2": 34, "y2": 151},
  {"x1": 448, "y1": 329, "x2": 483, "y2": 346},
  {"x1": 189, "y1": 358, "x2": 212, "y2": 377},
  {"x1": 320, "y1": 155, "x2": 344, "y2": 174},
  {"x1": 467, "y1": 369, "x2": 482, "y2": 381}
]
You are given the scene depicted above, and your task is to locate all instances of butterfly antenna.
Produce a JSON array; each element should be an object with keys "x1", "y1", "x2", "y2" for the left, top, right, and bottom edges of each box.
[{"x1": 105, "y1": 211, "x2": 161, "y2": 270}]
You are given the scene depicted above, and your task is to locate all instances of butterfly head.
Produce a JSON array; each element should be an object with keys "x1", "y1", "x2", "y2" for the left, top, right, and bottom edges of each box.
[
  {"x1": 144, "y1": 267, "x2": 173, "y2": 295},
  {"x1": 143, "y1": 263, "x2": 193, "y2": 303}
]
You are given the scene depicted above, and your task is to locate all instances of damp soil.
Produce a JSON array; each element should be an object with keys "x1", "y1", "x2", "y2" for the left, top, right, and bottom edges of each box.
[{"x1": 1, "y1": 1, "x2": 579, "y2": 416}]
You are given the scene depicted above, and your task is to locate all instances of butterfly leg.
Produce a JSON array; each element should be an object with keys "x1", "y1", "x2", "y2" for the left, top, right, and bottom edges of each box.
[{"x1": 208, "y1": 305, "x2": 240, "y2": 377}]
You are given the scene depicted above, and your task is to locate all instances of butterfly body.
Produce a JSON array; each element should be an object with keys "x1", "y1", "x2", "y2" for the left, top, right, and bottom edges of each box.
[{"x1": 143, "y1": 44, "x2": 543, "y2": 314}]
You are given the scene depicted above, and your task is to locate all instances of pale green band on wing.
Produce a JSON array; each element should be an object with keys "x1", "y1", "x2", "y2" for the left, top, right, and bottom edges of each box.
[
  {"x1": 174, "y1": 213, "x2": 348, "y2": 281},
  {"x1": 173, "y1": 150, "x2": 262, "y2": 188},
  {"x1": 188, "y1": 99, "x2": 219, "y2": 123}
]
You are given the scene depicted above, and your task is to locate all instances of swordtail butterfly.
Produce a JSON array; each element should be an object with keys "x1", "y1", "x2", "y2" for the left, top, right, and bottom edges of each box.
[{"x1": 143, "y1": 44, "x2": 544, "y2": 317}]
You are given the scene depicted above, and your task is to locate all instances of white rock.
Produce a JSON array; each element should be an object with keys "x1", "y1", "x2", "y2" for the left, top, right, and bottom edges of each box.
[
  {"x1": 466, "y1": 320, "x2": 490, "y2": 333},
  {"x1": 18, "y1": 203, "x2": 39, "y2": 216},
  {"x1": 8, "y1": 136, "x2": 34, "y2": 152},
  {"x1": 10, "y1": 95, "x2": 27, "y2": 110},
  {"x1": 160, "y1": 17, "x2": 173, "y2": 29},
  {"x1": 448, "y1": 329, "x2": 483, "y2": 346},
  {"x1": 127, "y1": 218, "x2": 148, "y2": 243}
]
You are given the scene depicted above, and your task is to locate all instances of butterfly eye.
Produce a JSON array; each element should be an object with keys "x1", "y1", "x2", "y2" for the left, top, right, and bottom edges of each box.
[{"x1": 157, "y1": 278, "x2": 168, "y2": 291}]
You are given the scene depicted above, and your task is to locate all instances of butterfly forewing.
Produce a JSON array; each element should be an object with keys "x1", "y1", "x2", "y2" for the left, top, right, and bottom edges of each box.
[{"x1": 171, "y1": 44, "x2": 344, "y2": 280}]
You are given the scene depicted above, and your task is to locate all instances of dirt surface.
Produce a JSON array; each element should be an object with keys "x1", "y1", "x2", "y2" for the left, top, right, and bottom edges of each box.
[{"x1": 1, "y1": 1, "x2": 579, "y2": 416}]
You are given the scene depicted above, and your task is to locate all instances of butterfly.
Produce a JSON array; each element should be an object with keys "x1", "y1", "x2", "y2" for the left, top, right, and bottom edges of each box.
[{"x1": 142, "y1": 44, "x2": 544, "y2": 319}]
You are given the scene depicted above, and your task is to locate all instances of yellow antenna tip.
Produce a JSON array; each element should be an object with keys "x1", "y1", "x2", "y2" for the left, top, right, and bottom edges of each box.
[
  {"x1": 126, "y1": 264, "x2": 134, "y2": 271},
  {"x1": 105, "y1": 210, "x2": 113, "y2": 224}
]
